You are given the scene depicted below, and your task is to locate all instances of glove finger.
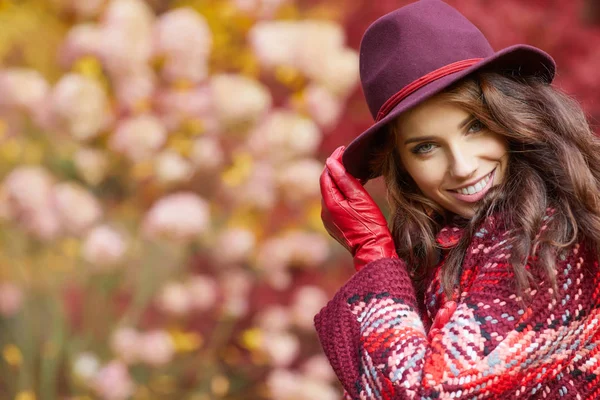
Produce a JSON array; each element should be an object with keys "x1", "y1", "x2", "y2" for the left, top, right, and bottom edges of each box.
[
  {"x1": 329, "y1": 145, "x2": 345, "y2": 162},
  {"x1": 320, "y1": 165, "x2": 344, "y2": 204},
  {"x1": 326, "y1": 156, "x2": 364, "y2": 199}
]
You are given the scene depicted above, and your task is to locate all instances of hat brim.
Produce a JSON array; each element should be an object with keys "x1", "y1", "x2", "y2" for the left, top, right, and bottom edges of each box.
[{"x1": 342, "y1": 44, "x2": 556, "y2": 181}]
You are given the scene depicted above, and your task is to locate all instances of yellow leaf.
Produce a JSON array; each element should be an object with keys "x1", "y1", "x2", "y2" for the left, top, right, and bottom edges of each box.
[
  {"x1": 169, "y1": 330, "x2": 203, "y2": 352},
  {"x1": 274, "y1": 65, "x2": 304, "y2": 89},
  {"x1": 167, "y1": 136, "x2": 194, "y2": 157},
  {"x1": 130, "y1": 161, "x2": 154, "y2": 180},
  {"x1": 61, "y1": 238, "x2": 80, "y2": 259},
  {"x1": 1, "y1": 138, "x2": 21, "y2": 163},
  {"x1": 182, "y1": 118, "x2": 205, "y2": 136},
  {"x1": 73, "y1": 56, "x2": 104, "y2": 79},
  {"x1": 0, "y1": 119, "x2": 7, "y2": 139},
  {"x1": 22, "y1": 141, "x2": 44, "y2": 164},
  {"x1": 15, "y1": 391, "x2": 35, "y2": 400},
  {"x1": 211, "y1": 375, "x2": 230, "y2": 397},
  {"x1": 240, "y1": 328, "x2": 262, "y2": 350},
  {"x1": 221, "y1": 152, "x2": 253, "y2": 187},
  {"x1": 307, "y1": 200, "x2": 327, "y2": 234},
  {"x1": 3, "y1": 344, "x2": 22, "y2": 367}
]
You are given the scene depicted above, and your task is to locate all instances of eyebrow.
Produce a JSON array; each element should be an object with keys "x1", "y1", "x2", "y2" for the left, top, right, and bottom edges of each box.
[{"x1": 403, "y1": 114, "x2": 474, "y2": 145}]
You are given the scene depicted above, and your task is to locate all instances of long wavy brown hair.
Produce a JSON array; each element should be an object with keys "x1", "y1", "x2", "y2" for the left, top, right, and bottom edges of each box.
[{"x1": 369, "y1": 71, "x2": 600, "y2": 299}]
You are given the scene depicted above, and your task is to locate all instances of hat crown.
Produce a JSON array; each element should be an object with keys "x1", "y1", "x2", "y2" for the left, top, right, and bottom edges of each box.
[{"x1": 360, "y1": 0, "x2": 494, "y2": 119}]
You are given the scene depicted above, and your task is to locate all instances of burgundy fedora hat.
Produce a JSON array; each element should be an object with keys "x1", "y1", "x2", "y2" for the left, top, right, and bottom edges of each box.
[{"x1": 342, "y1": 0, "x2": 556, "y2": 180}]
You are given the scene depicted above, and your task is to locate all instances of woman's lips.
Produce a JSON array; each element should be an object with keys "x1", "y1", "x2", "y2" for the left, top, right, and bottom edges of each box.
[{"x1": 447, "y1": 169, "x2": 496, "y2": 203}]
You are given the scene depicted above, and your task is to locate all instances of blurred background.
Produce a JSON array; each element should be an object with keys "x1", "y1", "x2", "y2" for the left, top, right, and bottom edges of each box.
[{"x1": 0, "y1": 0, "x2": 598, "y2": 399}]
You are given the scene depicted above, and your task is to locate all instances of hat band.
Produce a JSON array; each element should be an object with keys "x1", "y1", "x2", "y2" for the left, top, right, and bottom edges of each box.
[{"x1": 375, "y1": 58, "x2": 483, "y2": 122}]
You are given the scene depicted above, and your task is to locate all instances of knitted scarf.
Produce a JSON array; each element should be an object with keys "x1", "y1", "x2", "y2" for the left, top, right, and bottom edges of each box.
[{"x1": 314, "y1": 210, "x2": 600, "y2": 399}]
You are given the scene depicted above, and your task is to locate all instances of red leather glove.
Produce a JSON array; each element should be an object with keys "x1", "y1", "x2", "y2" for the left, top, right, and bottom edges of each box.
[{"x1": 320, "y1": 146, "x2": 398, "y2": 271}]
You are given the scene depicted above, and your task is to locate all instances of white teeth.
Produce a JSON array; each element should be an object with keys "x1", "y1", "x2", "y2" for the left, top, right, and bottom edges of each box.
[{"x1": 456, "y1": 172, "x2": 492, "y2": 195}]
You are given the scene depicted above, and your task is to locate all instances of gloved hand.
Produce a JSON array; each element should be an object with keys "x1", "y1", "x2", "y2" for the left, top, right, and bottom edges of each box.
[{"x1": 320, "y1": 146, "x2": 398, "y2": 271}]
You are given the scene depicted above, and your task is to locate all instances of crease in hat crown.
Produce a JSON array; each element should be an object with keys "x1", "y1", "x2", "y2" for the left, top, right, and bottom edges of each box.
[{"x1": 342, "y1": 0, "x2": 556, "y2": 180}]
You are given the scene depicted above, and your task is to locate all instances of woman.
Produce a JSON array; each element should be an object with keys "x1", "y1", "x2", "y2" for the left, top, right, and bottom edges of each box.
[{"x1": 316, "y1": 1, "x2": 600, "y2": 399}]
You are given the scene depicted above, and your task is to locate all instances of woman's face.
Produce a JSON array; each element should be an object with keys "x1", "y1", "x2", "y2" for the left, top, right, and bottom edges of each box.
[{"x1": 394, "y1": 95, "x2": 509, "y2": 218}]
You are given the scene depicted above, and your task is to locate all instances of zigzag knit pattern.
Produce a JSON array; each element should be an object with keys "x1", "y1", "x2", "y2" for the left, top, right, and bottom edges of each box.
[{"x1": 315, "y1": 213, "x2": 600, "y2": 399}]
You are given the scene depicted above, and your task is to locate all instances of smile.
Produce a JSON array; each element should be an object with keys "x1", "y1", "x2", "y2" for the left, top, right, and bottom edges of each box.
[
  {"x1": 447, "y1": 169, "x2": 496, "y2": 203},
  {"x1": 452, "y1": 171, "x2": 493, "y2": 195}
]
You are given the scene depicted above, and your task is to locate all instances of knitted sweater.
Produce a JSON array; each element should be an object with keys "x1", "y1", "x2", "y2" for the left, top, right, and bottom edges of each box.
[{"x1": 314, "y1": 212, "x2": 600, "y2": 399}]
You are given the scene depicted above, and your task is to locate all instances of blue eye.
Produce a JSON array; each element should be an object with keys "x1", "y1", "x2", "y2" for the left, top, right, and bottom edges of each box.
[
  {"x1": 412, "y1": 143, "x2": 436, "y2": 154},
  {"x1": 468, "y1": 119, "x2": 485, "y2": 133}
]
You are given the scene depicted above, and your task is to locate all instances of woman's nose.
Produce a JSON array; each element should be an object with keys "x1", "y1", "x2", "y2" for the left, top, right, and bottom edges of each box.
[{"x1": 449, "y1": 147, "x2": 477, "y2": 179}]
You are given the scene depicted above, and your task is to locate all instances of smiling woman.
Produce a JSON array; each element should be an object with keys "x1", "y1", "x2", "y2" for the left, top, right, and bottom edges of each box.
[
  {"x1": 316, "y1": 1, "x2": 600, "y2": 399},
  {"x1": 392, "y1": 91, "x2": 508, "y2": 218}
]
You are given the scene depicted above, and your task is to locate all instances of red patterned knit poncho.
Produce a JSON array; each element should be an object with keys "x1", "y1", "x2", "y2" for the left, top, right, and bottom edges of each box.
[{"x1": 314, "y1": 210, "x2": 600, "y2": 399}]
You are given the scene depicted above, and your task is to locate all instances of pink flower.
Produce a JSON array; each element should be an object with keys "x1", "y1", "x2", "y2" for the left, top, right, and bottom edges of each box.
[
  {"x1": 247, "y1": 111, "x2": 321, "y2": 163},
  {"x1": 283, "y1": 231, "x2": 330, "y2": 267},
  {"x1": 74, "y1": 148, "x2": 109, "y2": 186},
  {"x1": 301, "y1": 355, "x2": 337, "y2": 384},
  {"x1": 153, "y1": 8, "x2": 212, "y2": 83},
  {"x1": 249, "y1": 20, "x2": 359, "y2": 96},
  {"x1": 303, "y1": 84, "x2": 343, "y2": 129},
  {"x1": 82, "y1": 225, "x2": 127, "y2": 269},
  {"x1": 220, "y1": 269, "x2": 252, "y2": 317},
  {"x1": 156, "y1": 282, "x2": 191, "y2": 316},
  {"x1": 91, "y1": 361, "x2": 135, "y2": 400},
  {"x1": 249, "y1": 20, "x2": 344, "y2": 70},
  {"x1": 98, "y1": 0, "x2": 154, "y2": 75},
  {"x1": 277, "y1": 159, "x2": 322, "y2": 204},
  {"x1": 255, "y1": 231, "x2": 330, "y2": 289},
  {"x1": 291, "y1": 286, "x2": 329, "y2": 330},
  {"x1": 142, "y1": 192, "x2": 210, "y2": 242},
  {"x1": 154, "y1": 150, "x2": 194, "y2": 184},
  {"x1": 2, "y1": 166, "x2": 61, "y2": 240},
  {"x1": 186, "y1": 275, "x2": 218, "y2": 311},
  {"x1": 53, "y1": 182, "x2": 102, "y2": 234},
  {"x1": 137, "y1": 330, "x2": 175, "y2": 366},
  {"x1": 266, "y1": 369, "x2": 302, "y2": 400},
  {"x1": 212, "y1": 227, "x2": 256, "y2": 265},
  {"x1": 50, "y1": 73, "x2": 111, "y2": 141},
  {"x1": 190, "y1": 136, "x2": 224, "y2": 172},
  {"x1": 248, "y1": 21, "x2": 297, "y2": 67},
  {"x1": 0, "y1": 282, "x2": 24, "y2": 317},
  {"x1": 59, "y1": 24, "x2": 104, "y2": 67},
  {"x1": 210, "y1": 74, "x2": 272, "y2": 129},
  {"x1": 26, "y1": 210, "x2": 62, "y2": 240},
  {"x1": 261, "y1": 331, "x2": 300, "y2": 367},
  {"x1": 223, "y1": 160, "x2": 276, "y2": 211},
  {"x1": 267, "y1": 369, "x2": 339, "y2": 400},
  {"x1": 254, "y1": 239, "x2": 292, "y2": 289},
  {"x1": 154, "y1": 85, "x2": 218, "y2": 132},
  {"x1": 110, "y1": 327, "x2": 140, "y2": 364},
  {"x1": 113, "y1": 66, "x2": 157, "y2": 113},
  {"x1": 233, "y1": 0, "x2": 290, "y2": 18},
  {"x1": 304, "y1": 48, "x2": 359, "y2": 97},
  {"x1": 72, "y1": 352, "x2": 101, "y2": 381},
  {"x1": 0, "y1": 68, "x2": 49, "y2": 114},
  {"x1": 109, "y1": 114, "x2": 167, "y2": 162},
  {"x1": 255, "y1": 305, "x2": 291, "y2": 333},
  {"x1": 3, "y1": 166, "x2": 54, "y2": 216}
]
